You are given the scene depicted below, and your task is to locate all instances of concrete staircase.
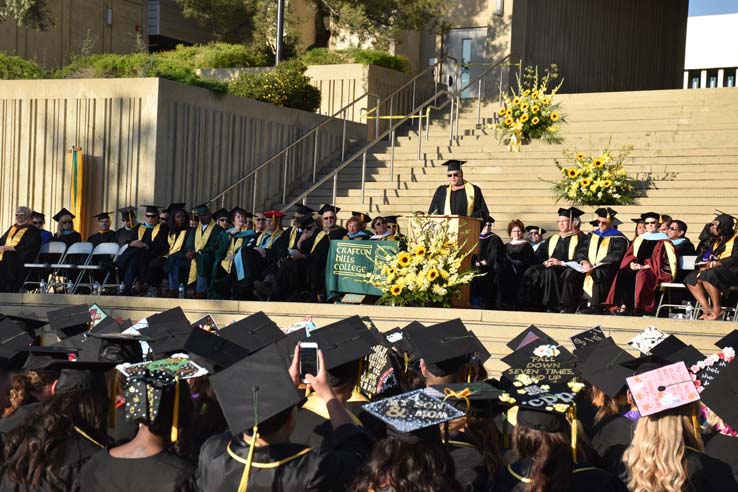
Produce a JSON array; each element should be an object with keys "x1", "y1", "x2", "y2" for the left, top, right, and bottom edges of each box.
[{"x1": 289, "y1": 88, "x2": 738, "y2": 237}]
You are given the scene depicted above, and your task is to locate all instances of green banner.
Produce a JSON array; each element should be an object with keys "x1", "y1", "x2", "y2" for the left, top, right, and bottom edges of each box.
[{"x1": 325, "y1": 240, "x2": 398, "y2": 299}]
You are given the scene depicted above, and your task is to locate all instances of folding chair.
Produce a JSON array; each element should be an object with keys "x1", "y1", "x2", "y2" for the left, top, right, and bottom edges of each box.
[
  {"x1": 655, "y1": 255, "x2": 697, "y2": 319},
  {"x1": 102, "y1": 243, "x2": 128, "y2": 293},
  {"x1": 74, "y1": 242, "x2": 122, "y2": 294},
  {"x1": 21, "y1": 241, "x2": 67, "y2": 292},
  {"x1": 49, "y1": 242, "x2": 94, "y2": 294}
]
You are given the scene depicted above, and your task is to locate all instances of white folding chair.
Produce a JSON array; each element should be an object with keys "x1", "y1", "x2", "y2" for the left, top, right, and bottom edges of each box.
[
  {"x1": 102, "y1": 243, "x2": 129, "y2": 292},
  {"x1": 74, "y1": 242, "x2": 122, "y2": 294},
  {"x1": 49, "y1": 242, "x2": 94, "y2": 293},
  {"x1": 21, "y1": 241, "x2": 67, "y2": 292}
]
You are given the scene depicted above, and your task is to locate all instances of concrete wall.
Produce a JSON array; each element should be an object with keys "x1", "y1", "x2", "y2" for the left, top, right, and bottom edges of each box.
[
  {"x1": 0, "y1": 78, "x2": 365, "y2": 234},
  {"x1": 684, "y1": 14, "x2": 738, "y2": 70}
]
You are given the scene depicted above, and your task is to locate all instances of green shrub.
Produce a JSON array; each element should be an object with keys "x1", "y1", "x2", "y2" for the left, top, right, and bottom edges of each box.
[
  {"x1": 0, "y1": 52, "x2": 43, "y2": 79},
  {"x1": 299, "y1": 47, "x2": 410, "y2": 73},
  {"x1": 299, "y1": 48, "x2": 350, "y2": 66},
  {"x1": 158, "y1": 42, "x2": 270, "y2": 69},
  {"x1": 228, "y1": 60, "x2": 320, "y2": 112}
]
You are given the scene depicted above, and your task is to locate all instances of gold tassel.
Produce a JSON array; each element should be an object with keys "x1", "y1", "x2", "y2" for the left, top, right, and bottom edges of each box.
[
  {"x1": 170, "y1": 378, "x2": 180, "y2": 443},
  {"x1": 403, "y1": 353, "x2": 410, "y2": 373},
  {"x1": 108, "y1": 371, "x2": 118, "y2": 429},
  {"x1": 691, "y1": 404, "x2": 700, "y2": 437},
  {"x1": 570, "y1": 406, "x2": 578, "y2": 463},
  {"x1": 238, "y1": 386, "x2": 260, "y2": 492},
  {"x1": 352, "y1": 359, "x2": 364, "y2": 399}
]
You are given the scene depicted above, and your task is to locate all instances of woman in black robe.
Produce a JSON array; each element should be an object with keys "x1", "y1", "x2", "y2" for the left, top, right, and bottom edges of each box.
[
  {"x1": 471, "y1": 215, "x2": 504, "y2": 309},
  {"x1": 498, "y1": 220, "x2": 536, "y2": 310},
  {"x1": 52, "y1": 208, "x2": 82, "y2": 248}
]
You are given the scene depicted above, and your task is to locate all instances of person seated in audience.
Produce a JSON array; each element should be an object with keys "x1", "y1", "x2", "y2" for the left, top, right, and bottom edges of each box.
[
  {"x1": 163, "y1": 206, "x2": 192, "y2": 297},
  {"x1": 369, "y1": 216, "x2": 392, "y2": 240},
  {"x1": 52, "y1": 208, "x2": 82, "y2": 247},
  {"x1": 212, "y1": 208, "x2": 231, "y2": 231},
  {"x1": 525, "y1": 225, "x2": 546, "y2": 253},
  {"x1": 471, "y1": 215, "x2": 504, "y2": 309},
  {"x1": 343, "y1": 217, "x2": 371, "y2": 240},
  {"x1": 683, "y1": 213, "x2": 738, "y2": 320},
  {"x1": 209, "y1": 207, "x2": 254, "y2": 300},
  {"x1": 630, "y1": 218, "x2": 645, "y2": 239},
  {"x1": 384, "y1": 216, "x2": 406, "y2": 244},
  {"x1": 185, "y1": 204, "x2": 223, "y2": 299},
  {"x1": 606, "y1": 211, "x2": 678, "y2": 316},
  {"x1": 115, "y1": 206, "x2": 139, "y2": 246},
  {"x1": 499, "y1": 219, "x2": 536, "y2": 310},
  {"x1": 252, "y1": 212, "x2": 267, "y2": 235},
  {"x1": 232, "y1": 210, "x2": 284, "y2": 299},
  {"x1": 657, "y1": 214, "x2": 672, "y2": 234},
  {"x1": 0, "y1": 206, "x2": 41, "y2": 293},
  {"x1": 666, "y1": 219, "x2": 697, "y2": 284},
  {"x1": 30, "y1": 211, "x2": 52, "y2": 245},
  {"x1": 351, "y1": 212, "x2": 372, "y2": 233},
  {"x1": 86, "y1": 212, "x2": 116, "y2": 247},
  {"x1": 319, "y1": 204, "x2": 346, "y2": 240},
  {"x1": 114, "y1": 205, "x2": 169, "y2": 296}
]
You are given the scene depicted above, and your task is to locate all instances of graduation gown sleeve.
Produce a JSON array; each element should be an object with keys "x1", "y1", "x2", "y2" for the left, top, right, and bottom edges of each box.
[{"x1": 429, "y1": 185, "x2": 447, "y2": 215}]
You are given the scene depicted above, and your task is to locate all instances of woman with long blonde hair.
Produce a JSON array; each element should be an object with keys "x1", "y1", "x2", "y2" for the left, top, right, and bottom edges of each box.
[{"x1": 622, "y1": 402, "x2": 737, "y2": 492}]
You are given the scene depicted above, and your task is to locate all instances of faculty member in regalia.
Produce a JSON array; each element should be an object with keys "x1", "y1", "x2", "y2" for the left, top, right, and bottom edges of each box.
[{"x1": 428, "y1": 160, "x2": 489, "y2": 218}]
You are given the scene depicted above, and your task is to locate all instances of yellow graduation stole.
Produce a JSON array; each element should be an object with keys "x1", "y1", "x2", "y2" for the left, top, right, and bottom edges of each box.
[
  {"x1": 310, "y1": 231, "x2": 327, "y2": 254},
  {"x1": 632, "y1": 236, "x2": 678, "y2": 276},
  {"x1": 256, "y1": 228, "x2": 284, "y2": 249},
  {"x1": 188, "y1": 221, "x2": 216, "y2": 284},
  {"x1": 444, "y1": 181, "x2": 475, "y2": 216},
  {"x1": 716, "y1": 233, "x2": 738, "y2": 260},
  {"x1": 301, "y1": 393, "x2": 364, "y2": 426},
  {"x1": 137, "y1": 224, "x2": 161, "y2": 242},
  {"x1": 0, "y1": 226, "x2": 28, "y2": 261},
  {"x1": 287, "y1": 227, "x2": 299, "y2": 249},
  {"x1": 220, "y1": 236, "x2": 244, "y2": 273},
  {"x1": 547, "y1": 234, "x2": 579, "y2": 260},
  {"x1": 168, "y1": 230, "x2": 188, "y2": 256},
  {"x1": 583, "y1": 235, "x2": 611, "y2": 297}
]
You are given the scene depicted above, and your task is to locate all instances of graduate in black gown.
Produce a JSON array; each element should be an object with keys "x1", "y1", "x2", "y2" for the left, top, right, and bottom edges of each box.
[
  {"x1": 52, "y1": 208, "x2": 82, "y2": 248},
  {"x1": 498, "y1": 220, "x2": 536, "y2": 310},
  {"x1": 471, "y1": 215, "x2": 505, "y2": 309},
  {"x1": 86, "y1": 212, "x2": 116, "y2": 247},
  {"x1": 114, "y1": 206, "x2": 139, "y2": 246},
  {"x1": 114, "y1": 205, "x2": 169, "y2": 296},
  {"x1": 0, "y1": 207, "x2": 41, "y2": 293},
  {"x1": 428, "y1": 160, "x2": 489, "y2": 218},
  {"x1": 197, "y1": 343, "x2": 372, "y2": 492},
  {"x1": 319, "y1": 204, "x2": 347, "y2": 240}
]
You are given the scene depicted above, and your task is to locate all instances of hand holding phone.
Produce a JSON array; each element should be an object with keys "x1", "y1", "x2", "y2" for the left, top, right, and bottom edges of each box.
[{"x1": 299, "y1": 342, "x2": 319, "y2": 383}]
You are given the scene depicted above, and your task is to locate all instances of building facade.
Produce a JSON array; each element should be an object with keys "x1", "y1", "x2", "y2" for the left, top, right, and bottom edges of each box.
[{"x1": 683, "y1": 13, "x2": 738, "y2": 89}]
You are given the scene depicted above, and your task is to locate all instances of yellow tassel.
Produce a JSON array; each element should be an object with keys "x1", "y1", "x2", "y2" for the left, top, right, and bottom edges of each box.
[
  {"x1": 170, "y1": 378, "x2": 180, "y2": 443},
  {"x1": 466, "y1": 366, "x2": 472, "y2": 383},
  {"x1": 403, "y1": 353, "x2": 410, "y2": 373},
  {"x1": 691, "y1": 404, "x2": 700, "y2": 437},
  {"x1": 108, "y1": 371, "x2": 118, "y2": 429},
  {"x1": 570, "y1": 406, "x2": 578, "y2": 463},
  {"x1": 238, "y1": 427, "x2": 259, "y2": 492}
]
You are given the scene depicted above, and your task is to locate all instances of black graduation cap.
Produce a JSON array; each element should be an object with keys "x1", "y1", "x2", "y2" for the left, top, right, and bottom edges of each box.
[
  {"x1": 318, "y1": 204, "x2": 340, "y2": 215},
  {"x1": 295, "y1": 204, "x2": 315, "y2": 216},
  {"x1": 142, "y1": 205, "x2": 161, "y2": 214},
  {"x1": 619, "y1": 354, "x2": 671, "y2": 375},
  {"x1": 88, "y1": 333, "x2": 149, "y2": 364},
  {"x1": 569, "y1": 326, "x2": 607, "y2": 359},
  {"x1": 502, "y1": 342, "x2": 577, "y2": 385},
  {"x1": 384, "y1": 216, "x2": 399, "y2": 226},
  {"x1": 443, "y1": 160, "x2": 466, "y2": 172},
  {"x1": 218, "y1": 312, "x2": 285, "y2": 354},
  {"x1": 275, "y1": 327, "x2": 310, "y2": 367},
  {"x1": 362, "y1": 388, "x2": 465, "y2": 433},
  {"x1": 308, "y1": 316, "x2": 375, "y2": 372},
  {"x1": 118, "y1": 206, "x2": 137, "y2": 221},
  {"x1": 0, "y1": 318, "x2": 35, "y2": 368},
  {"x1": 192, "y1": 203, "x2": 210, "y2": 215},
  {"x1": 92, "y1": 211, "x2": 112, "y2": 221},
  {"x1": 298, "y1": 215, "x2": 316, "y2": 229},
  {"x1": 576, "y1": 338, "x2": 634, "y2": 398},
  {"x1": 212, "y1": 208, "x2": 229, "y2": 220},
  {"x1": 524, "y1": 225, "x2": 546, "y2": 235},
  {"x1": 88, "y1": 316, "x2": 122, "y2": 335},
  {"x1": 594, "y1": 207, "x2": 618, "y2": 219},
  {"x1": 387, "y1": 322, "x2": 423, "y2": 367},
  {"x1": 506, "y1": 325, "x2": 556, "y2": 351},
  {"x1": 716, "y1": 329, "x2": 738, "y2": 350},
  {"x1": 53, "y1": 331, "x2": 104, "y2": 362},
  {"x1": 651, "y1": 335, "x2": 705, "y2": 367},
  {"x1": 481, "y1": 215, "x2": 496, "y2": 225},
  {"x1": 630, "y1": 217, "x2": 644, "y2": 224},
  {"x1": 557, "y1": 207, "x2": 584, "y2": 219},
  {"x1": 352, "y1": 212, "x2": 372, "y2": 223},
  {"x1": 31, "y1": 211, "x2": 45, "y2": 221},
  {"x1": 166, "y1": 203, "x2": 186, "y2": 214},
  {"x1": 427, "y1": 382, "x2": 505, "y2": 415},
  {"x1": 640, "y1": 211, "x2": 660, "y2": 222},
  {"x1": 22, "y1": 346, "x2": 114, "y2": 371},
  {"x1": 46, "y1": 304, "x2": 92, "y2": 339},
  {"x1": 54, "y1": 368, "x2": 109, "y2": 395},
  {"x1": 144, "y1": 307, "x2": 193, "y2": 356},
  {"x1": 52, "y1": 208, "x2": 75, "y2": 222},
  {"x1": 405, "y1": 319, "x2": 480, "y2": 377},
  {"x1": 183, "y1": 327, "x2": 250, "y2": 371},
  {"x1": 513, "y1": 382, "x2": 580, "y2": 433},
  {"x1": 211, "y1": 343, "x2": 305, "y2": 435},
  {"x1": 699, "y1": 358, "x2": 738, "y2": 429},
  {"x1": 2, "y1": 312, "x2": 48, "y2": 337}
]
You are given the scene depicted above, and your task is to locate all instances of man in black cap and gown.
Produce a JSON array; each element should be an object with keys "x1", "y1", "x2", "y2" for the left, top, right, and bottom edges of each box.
[
  {"x1": 87, "y1": 212, "x2": 116, "y2": 247},
  {"x1": 114, "y1": 205, "x2": 169, "y2": 296},
  {"x1": 428, "y1": 160, "x2": 489, "y2": 218},
  {"x1": 319, "y1": 204, "x2": 347, "y2": 240},
  {"x1": 114, "y1": 206, "x2": 139, "y2": 246},
  {"x1": 0, "y1": 206, "x2": 41, "y2": 293}
]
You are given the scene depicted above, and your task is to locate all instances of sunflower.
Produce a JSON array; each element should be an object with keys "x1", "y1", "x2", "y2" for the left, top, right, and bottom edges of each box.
[
  {"x1": 580, "y1": 177, "x2": 592, "y2": 188},
  {"x1": 390, "y1": 284, "x2": 403, "y2": 296},
  {"x1": 414, "y1": 245, "x2": 427, "y2": 257},
  {"x1": 531, "y1": 105, "x2": 540, "y2": 114},
  {"x1": 397, "y1": 252, "x2": 411, "y2": 267},
  {"x1": 550, "y1": 111, "x2": 559, "y2": 121},
  {"x1": 522, "y1": 89, "x2": 531, "y2": 96},
  {"x1": 531, "y1": 116, "x2": 540, "y2": 125},
  {"x1": 387, "y1": 267, "x2": 396, "y2": 276},
  {"x1": 498, "y1": 107, "x2": 506, "y2": 116},
  {"x1": 519, "y1": 113, "x2": 529, "y2": 123},
  {"x1": 505, "y1": 108, "x2": 513, "y2": 117},
  {"x1": 601, "y1": 180, "x2": 612, "y2": 188},
  {"x1": 512, "y1": 97, "x2": 521, "y2": 105},
  {"x1": 504, "y1": 117, "x2": 513, "y2": 126},
  {"x1": 576, "y1": 152, "x2": 585, "y2": 161},
  {"x1": 427, "y1": 269, "x2": 439, "y2": 281},
  {"x1": 520, "y1": 102, "x2": 529, "y2": 111},
  {"x1": 531, "y1": 91, "x2": 539, "y2": 99},
  {"x1": 593, "y1": 158, "x2": 604, "y2": 168},
  {"x1": 541, "y1": 96, "x2": 552, "y2": 105},
  {"x1": 566, "y1": 168, "x2": 579, "y2": 178}
]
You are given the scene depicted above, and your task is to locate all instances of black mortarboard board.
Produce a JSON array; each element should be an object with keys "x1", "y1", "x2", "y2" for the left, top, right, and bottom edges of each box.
[
  {"x1": 640, "y1": 211, "x2": 660, "y2": 222},
  {"x1": 142, "y1": 205, "x2": 161, "y2": 214},
  {"x1": 183, "y1": 327, "x2": 250, "y2": 371},
  {"x1": 22, "y1": 346, "x2": 115, "y2": 371},
  {"x1": 570, "y1": 326, "x2": 607, "y2": 359},
  {"x1": 525, "y1": 225, "x2": 546, "y2": 235},
  {"x1": 318, "y1": 204, "x2": 340, "y2": 215},
  {"x1": 406, "y1": 319, "x2": 479, "y2": 376},
  {"x1": 427, "y1": 382, "x2": 505, "y2": 415},
  {"x1": 54, "y1": 331, "x2": 104, "y2": 362},
  {"x1": 502, "y1": 343, "x2": 576, "y2": 385},
  {"x1": 576, "y1": 338, "x2": 634, "y2": 398},
  {"x1": 52, "y1": 208, "x2": 75, "y2": 222},
  {"x1": 46, "y1": 304, "x2": 91, "y2": 339},
  {"x1": 716, "y1": 330, "x2": 738, "y2": 350},
  {"x1": 118, "y1": 206, "x2": 136, "y2": 221},
  {"x1": 31, "y1": 211, "x2": 45, "y2": 221},
  {"x1": 568, "y1": 207, "x2": 585, "y2": 219},
  {"x1": 594, "y1": 207, "x2": 618, "y2": 219},
  {"x1": 631, "y1": 217, "x2": 644, "y2": 224},
  {"x1": 2, "y1": 313, "x2": 48, "y2": 337},
  {"x1": 443, "y1": 160, "x2": 466, "y2": 172},
  {"x1": 506, "y1": 325, "x2": 555, "y2": 351},
  {"x1": 298, "y1": 215, "x2": 315, "y2": 229},
  {"x1": 0, "y1": 319, "x2": 35, "y2": 368},
  {"x1": 362, "y1": 388, "x2": 464, "y2": 433},
  {"x1": 690, "y1": 350, "x2": 733, "y2": 391},
  {"x1": 212, "y1": 208, "x2": 229, "y2": 220},
  {"x1": 211, "y1": 343, "x2": 305, "y2": 435},
  {"x1": 384, "y1": 216, "x2": 399, "y2": 225},
  {"x1": 352, "y1": 212, "x2": 372, "y2": 223},
  {"x1": 165, "y1": 203, "x2": 186, "y2": 214},
  {"x1": 218, "y1": 312, "x2": 285, "y2": 354},
  {"x1": 619, "y1": 354, "x2": 671, "y2": 375},
  {"x1": 514, "y1": 382, "x2": 580, "y2": 433},
  {"x1": 650, "y1": 335, "x2": 687, "y2": 358},
  {"x1": 88, "y1": 316, "x2": 121, "y2": 335},
  {"x1": 144, "y1": 307, "x2": 193, "y2": 356},
  {"x1": 93, "y1": 211, "x2": 112, "y2": 221},
  {"x1": 387, "y1": 322, "x2": 422, "y2": 366},
  {"x1": 308, "y1": 316, "x2": 374, "y2": 371},
  {"x1": 54, "y1": 368, "x2": 108, "y2": 395},
  {"x1": 699, "y1": 358, "x2": 738, "y2": 429},
  {"x1": 295, "y1": 204, "x2": 314, "y2": 215},
  {"x1": 275, "y1": 327, "x2": 310, "y2": 367},
  {"x1": 588, "y1": 219, "x2": 599, "y2": 227},
  {"x1": 88, "y1": 333, "x2": 149, "y2": 364},
  {"x1": 481, "y1": 215, "x2": 495, "y2": 225}
]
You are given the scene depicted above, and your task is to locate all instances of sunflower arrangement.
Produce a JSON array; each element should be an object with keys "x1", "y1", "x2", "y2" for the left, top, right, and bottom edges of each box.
[
  {"x1": 495, "y1": 64, "x2": 565, "y2": 151},
  {"x1": 550, "y1": 144, "x2": 638, "y2": 205},
  {"x1": 368, "y1": 217, "x2": 479, "y2": 307}
]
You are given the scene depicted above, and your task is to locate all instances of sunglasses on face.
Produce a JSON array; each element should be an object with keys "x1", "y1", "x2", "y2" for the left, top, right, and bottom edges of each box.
[
  {"x1": 145, "y1": 214, "x2": 157, "y2": 218},
  {"x1": 447, "y1": 173, "x2": 460, "y2": 178},
  {"x1": 61, "y1": 220, "x2": 73, "y2": 225},
  {"x1": 668, "y1": 226, "x2": 679, "y2": 231},
  {"x1": 644, "y1": 221, "x2": 657, "y2": 225},
  {"x1": 254, "y1": 218, "x2": 265, "y2": 222},
  {"x1": 32, "y1": 221, "x2": 43, "y2": 225},
  {"x1": 597, "y1": 220, "x2": 608, "y2": 225},
  {"x1": 324, "y1": 216, "x2": 336, "y2": 220}
]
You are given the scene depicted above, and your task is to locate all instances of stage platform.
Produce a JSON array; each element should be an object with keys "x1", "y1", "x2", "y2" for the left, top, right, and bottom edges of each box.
[{"x1": 1, "y1": 293, "x2": 733, "y2": 375}]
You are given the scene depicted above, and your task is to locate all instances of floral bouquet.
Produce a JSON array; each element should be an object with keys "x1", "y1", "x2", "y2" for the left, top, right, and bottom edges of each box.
[
  {"x1": 550, "y1": 144, "x2": 638, "y2": 205},
  {"x1": 367, "y1": 217, "x2": 479, "y2": 307},
  {"x1": 495, "y1": 64, "x2": 565, "y2": 152}
]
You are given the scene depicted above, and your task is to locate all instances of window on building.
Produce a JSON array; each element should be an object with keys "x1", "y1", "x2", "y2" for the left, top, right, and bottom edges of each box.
[
  {"x1": 461, "y1": 38, "x2": 472, "y2": 97},
  {"x1": 707, "y1": 69, "x2": 718, "y2": 88},
  {"x1": 689, "y1": 70, "x2": 700, "y2": 89},
  {"x1": 724, "y1": 69, "x2": 737, "y2": 87}
]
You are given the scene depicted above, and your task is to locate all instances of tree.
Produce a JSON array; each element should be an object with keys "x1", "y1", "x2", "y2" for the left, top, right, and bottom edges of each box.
[{"x1": 0, "y1": 0, "x2": 53, "y2": 30}]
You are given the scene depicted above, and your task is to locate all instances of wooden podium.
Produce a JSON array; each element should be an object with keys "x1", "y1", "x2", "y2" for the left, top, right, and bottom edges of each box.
[{"x1": 407, "y1": 215, "x2": 481, "y2": 308}]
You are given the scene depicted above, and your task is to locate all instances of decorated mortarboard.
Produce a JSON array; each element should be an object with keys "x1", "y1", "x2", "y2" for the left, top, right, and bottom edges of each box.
[
  {"x1": 362, "y1": 388, "x2": 464, "y2": 433},
  {"x1": 502, "y1": 376, "x2": 585, "y2": 433},
  {"x1": 317, "y1": 204, "x2": 340, "y2": 215},
  {"x1": 218, "y1": 312, "x2": 285, "y2": 354},
  {"x1": 443, "y1": 160, "x2": 466, "y2": 172},
  {"x1": 640, "y1": 211, "x2": 660, "y2": 222},
  {"x1": 142, "y1": 205, "x2": 161, "y2": 214},
  {"x1": 570, "y1": 326, "x2": 607, "y2": 359},
  {"x1": 262, "y1": 210, "x2": 285, "y2": 219},
  {"x1": 387, "y1": 322, "x2": 423, "y2": 368},
  {"x1": 689, "y1": 347, "x2": 735, "y2": 392},
  {"x1": 626, "y1": 361, "x2": 700, "y2": 417},
  {"x1": 191, "y1": 314, "x2": 218, "y2": 333},
  {"x1": 46, "y1": 304, "x2": 92, "y2": 339},
  {"x1": 426, "y1": 382, "x2": 505, "y2": 415},
  {"x1": 92, "y1": 211, "x2": 112, "y2": 221},
  {"x1": 405, "y1": 319, "x2": 479, "y2": 376},
  {"x1": 576, "y1": 338, "x2": 634, "y2": 398},
  {"x1": 628, "y1": 326, "x2": 668, "y2": 355},
  {"x1": 183, "y1": 327, "x2": 250, "y2": 371},
  {"x1": 358, "y1": 317, "x2": 399, "y2": 399},
  {"x1": 211, "y1": 343, "x2": 305, "y2": 435},
  {"x1": 351, "y1": 212, "x2": 372, "y2": 223},
  {"x1": 307, "y1": 316, "x2": 375, "y2": 372},
  {"x1": 502, "y1": 342, "x2": 577, "y2": 386},
  {"x1": 52, "y1": 208, "x2": 75, "y2": 222},
  {"x1": 524, "y1": 225, "x2": 546, "y2": 234},
  {"x1": 294, "y1": 204, "x2": 315, "y2": 215},
  {"x1": 716, "y1": 329, "x2": 738, "y2": 350},
  {"x1": 212, "y1": 208, "x2": 229, "y2": 220},
  {"x1": 143, "y1": 307, "x2": 193, "y2": 356},
  {"x1": 506, "y1": 325, "x2": 556, "y2": 351},
  {"x1": 697, "y1": 350, "x2": 738, "y2": 429},
  {"x1": 165, "y1": 203, "x2": 186, "y2": 214}
]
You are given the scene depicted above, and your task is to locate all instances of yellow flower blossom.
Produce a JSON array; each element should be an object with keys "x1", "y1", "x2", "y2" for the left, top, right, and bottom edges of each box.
[
  {"x1": 580, "y1": 177, "x2": 592, "y2": 188},
  {"x1": 531, "y1": 105, "x2": 540, "y2": 114},
  {"x1": 397, "y1": 252, "x2": 411, "y2": 267},
  {"x1": 520, "y1": 102, "x2": 529, "y2": 111},
  {"x1": 520, "y1": 113, "x2": 529, "y2": 123},
  {"x1": 593, "y1": 158, "x2": 604, "y2": 168},
  {"x1": 522, "y1": 89, "x2": 531, "y2": 96},
  {"x1": 589, "y1": 183, "x2": 598, "y2": 192},
  {"x1": 566, "y1": 168, "x2": 579, "y2": 178},
  {"x1": 414, "y1": 245, "x2": 427, "y2": 257},
  {"x1": 498, "y1": 107, "x2": 506, "y2": 116},
  {"x1": 505, "y1": 108, "x2": 513, "y2": 117},
  {"x1": 439, "y1": 269, "x2": 449, "y2": 279},
  {"x1": 427, "y1": 268, "x2": 439, "y2": 281},
  {"x1": 504, "y1": 117, "x2": 513, "y2": 126},
  {"x1": 541, "y1": 96, "x2": 551, "y2": 105},
  {"x1": 512, "y1": 96, "x2": 521, "y2": 105},
  {"x1": 601, "y1": 180, "x2": 612, "y2": 188},
  {"x1": 576, "y1": 152, "x2": 585, "y2": 161},
  {"x1": 550, "y1": 111, "x2": 560, "y2": 121},
  {"x1": 531, "y1": 91, "x2": 539, "y2": 99},
  {"x1": 390, "y1": 284, "x2": 403, "y2": 296},
  {"x1": 531, "y1": 116, "x2": 540, "y2": 125}
]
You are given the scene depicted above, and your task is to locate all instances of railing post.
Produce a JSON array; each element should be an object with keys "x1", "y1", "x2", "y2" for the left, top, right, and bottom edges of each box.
[
  {"x1": 389, "y1": 128, "x2": 396, "y2": 181},
  {"x1": 282, "y1": 149, "x2": 289, "y2": 204},
  {"x1": 448, "y1": 96, "x2": 454, "y2": 146},
  {"x1": 220, "y1": 195, "x2": 225, "y2": 209},
  {"x1": 252, "y1": 170, "x2": 258, "y2": 213},
  {"x1": 411, "y1": 80, "x2": 416, "y2": 112},
  {"x1": 332, "y1": 173, "x2": 338, "y2": 206},
  {"x1": 341, "y1": 109, "x2": 347, "y2": 160},
  {"x1": 417, "y1": 108, "x2": 423, "y2": 160},
  {"x1": 498, "y1": 64, "x2": 504, "y2": 105},
  {"x1": 476, "y1": 79, "x2": 482, "y2": 126},
  {"x1": 455, "y1": 97, "x2": 461, "y2": 145},
  {"x1": 375, "y1": 103, "x2": 380, "y2": 140},
  {"x1": 313, "y1": 130, "x2": 319, "y2": 182},
  {"x1": 361, "y1": 151, "x2": 367, "y2": 203},
  {"x1": 388, "y1": 95, "x2": 394, "y2": 143}
]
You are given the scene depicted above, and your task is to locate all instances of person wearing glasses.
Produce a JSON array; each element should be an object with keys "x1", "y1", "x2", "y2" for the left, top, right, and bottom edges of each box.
[
  {"x1": 369, "y1": 216, "x2": 391, "y2": 240},
  {"x1": 342, "y1": 217, "x2": 371, "y2": 240},
  {"x1": 428, "y1": 160, "x2": 489, "y2": 219},
  {"x1": 184, "y1": 204, "x2": 225, "y2": 299},
  {"x1": 384, "y1": 216, "x2": 405, "y2": 243},
  {"x1": 683, "y1": 213, "x2": 738, "y2": 321},
  {"x1": 0, "y1": 206, "x2": 42, "y2": 292},
  {"x1": 52, "y1": 208, "x2": 82, "y2": 247},
  {"x1": 212, "y1": 208, "x2": 231, "y2": 231},
  {"x1": 233, "y1": 210, "x2": 285, "y2": 299},
  {"x1": 525, "y1": 225, "x2": 546, "y2": 253},
  {"x1": 605, "y1": 211, "x2": 678, "y2": 316},
  {"x1": 318, "y1": 204, "x2": 347, "y2": 240},
  {"x1": 210, "y1": 207, "x2": 256, "y2": 299},
  {"x1": 114, "y1": 205, "x2": 169, "y2": 296},
  {"x1": 29, "y1": 211, "x2": 53, "y2": 246},
  {"x1": 115, "y1": 206, "x2": 139, "y2": 246}
]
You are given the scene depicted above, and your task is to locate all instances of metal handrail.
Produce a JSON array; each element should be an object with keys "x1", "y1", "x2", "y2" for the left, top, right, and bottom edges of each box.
[{"x1": 452, "y1": 54, "x2": 512, "y2": 130}]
